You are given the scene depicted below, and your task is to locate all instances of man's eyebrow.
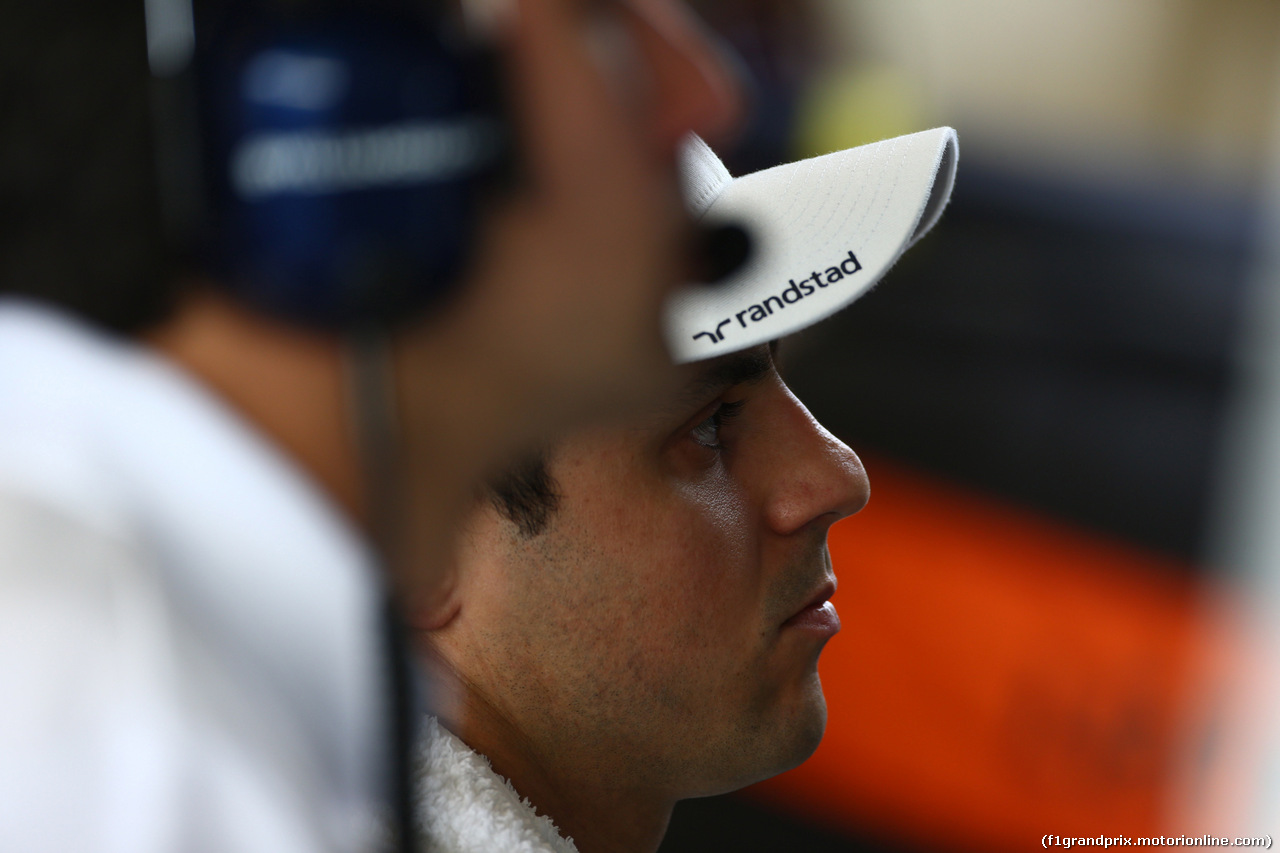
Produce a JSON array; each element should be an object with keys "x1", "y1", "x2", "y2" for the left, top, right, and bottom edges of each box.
[{"x1": 679, "y1": 346, "x2": 773, "y2": 406}]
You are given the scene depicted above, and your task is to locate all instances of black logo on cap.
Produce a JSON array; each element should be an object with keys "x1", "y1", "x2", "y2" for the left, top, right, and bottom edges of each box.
[
  {"x1": 693, "y1": 319, "x2": 733, "y2": 344},
  {"x1": 692, "y1": 250, "x2": 862, "y2": 346}
]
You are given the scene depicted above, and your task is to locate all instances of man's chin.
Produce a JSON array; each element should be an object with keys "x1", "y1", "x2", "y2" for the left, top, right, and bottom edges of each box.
[
  {"x1": 775, "y1": 680, "x2": 829, "y2": 772},
  {"x1": 757, "y1": 672, "x2": 830, "y2": 784},
  {"x1": 693, "y1": 681, "x2": 829, "y2": 798}
]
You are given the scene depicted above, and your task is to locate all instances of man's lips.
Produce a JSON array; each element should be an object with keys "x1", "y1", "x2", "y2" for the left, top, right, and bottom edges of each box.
[{"x1": 781, "y1": 580, "x2": 840, "y2": 634}]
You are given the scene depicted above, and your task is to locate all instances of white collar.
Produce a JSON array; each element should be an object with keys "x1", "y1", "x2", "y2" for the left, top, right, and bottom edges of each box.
[{"x1": 415, "y1": 716, "x2": 579, "y2": 853}]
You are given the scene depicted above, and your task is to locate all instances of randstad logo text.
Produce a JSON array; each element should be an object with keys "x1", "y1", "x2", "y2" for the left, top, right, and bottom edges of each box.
[{"x1": 692, "y1": 250, "x2": 862, "y2": 345}]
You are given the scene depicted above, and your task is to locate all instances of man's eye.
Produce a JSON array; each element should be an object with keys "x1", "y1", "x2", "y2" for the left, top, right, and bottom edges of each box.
[
  {"x1": 690, "y1": 413, "x2": 720, "y2": 448},
  {"x1": 690, "y1": 400, "x2": 745, "y2": 450}
]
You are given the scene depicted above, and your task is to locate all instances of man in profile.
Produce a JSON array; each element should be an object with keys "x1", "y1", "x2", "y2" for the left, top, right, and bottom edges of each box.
[{"x1": 412, "y1": 128, "x2": 959, "y2": 852}]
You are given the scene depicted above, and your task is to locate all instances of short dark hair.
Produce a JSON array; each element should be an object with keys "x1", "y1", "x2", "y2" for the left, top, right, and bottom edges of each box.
[
  {"x1": 1, "y1": 0, "x2": 176, "y2": 335},
  {"x1": 488, "y1": 452, "x2": 559, "y2": 537}
]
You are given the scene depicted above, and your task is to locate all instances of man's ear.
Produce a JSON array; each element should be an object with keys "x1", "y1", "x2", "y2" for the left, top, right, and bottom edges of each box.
[
  {"x1": 407, "y1": 498, "x2": 516, "y2": 632},
  {"x1": 405, "y1": 564, "x2": 463, "y2": 632}
]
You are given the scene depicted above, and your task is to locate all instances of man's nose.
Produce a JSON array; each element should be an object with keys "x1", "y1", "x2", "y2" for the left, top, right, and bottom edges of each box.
[
  {"x1": 626, "y1": 0, "x2": 746, "y2": 152},
  {"x1": 763, "y1": 389, "x2": 871, "y2": 537}
]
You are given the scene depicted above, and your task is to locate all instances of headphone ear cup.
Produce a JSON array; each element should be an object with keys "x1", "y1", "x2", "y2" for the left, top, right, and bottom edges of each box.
[{"x1": 190, "y1": 1, "x2": 509, "y2": 328}]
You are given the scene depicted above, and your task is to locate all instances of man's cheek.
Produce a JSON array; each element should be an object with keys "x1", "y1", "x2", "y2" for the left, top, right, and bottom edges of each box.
[
  {"x1": 665, "y1": 513, "x2": 757, "y2": 628},
  {"x1": 679, "y1": 480, "x2": 752, "y2": 571}
]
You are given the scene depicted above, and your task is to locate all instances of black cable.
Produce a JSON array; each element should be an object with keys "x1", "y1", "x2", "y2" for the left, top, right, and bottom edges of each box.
[
  {"x1": 381, "y1": 593, "x2": 421, "y2": 853},
  {"x1": 349, "y1": 330, "x2": 419, "y2": 853}
]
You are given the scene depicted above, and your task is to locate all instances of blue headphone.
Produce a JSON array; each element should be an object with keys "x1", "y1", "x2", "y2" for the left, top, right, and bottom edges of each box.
[{"x1": 147, "y1": 0, "x2": 510, "y2": 328}]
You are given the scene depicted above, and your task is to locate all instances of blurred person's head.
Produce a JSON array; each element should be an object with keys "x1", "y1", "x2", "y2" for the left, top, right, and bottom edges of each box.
[
  {"x1": 413, "y1": 129, "x2": 958, "y2": 853},
  {"x1": 1, "y1": 0, "x2": 748, "y2": 605},
  {"x1": 1, "y1": 0, "x2": 742, "y2": 335}
]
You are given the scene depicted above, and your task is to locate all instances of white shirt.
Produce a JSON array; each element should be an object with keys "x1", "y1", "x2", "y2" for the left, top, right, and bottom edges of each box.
[{"x1": 0, "y1": 300, "x2": 389, "y2": 853}]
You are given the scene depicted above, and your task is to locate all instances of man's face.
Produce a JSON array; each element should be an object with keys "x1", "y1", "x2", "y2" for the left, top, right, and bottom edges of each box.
[{"x1": 439, "y1": 345, "x2": 869, "y2": 798}]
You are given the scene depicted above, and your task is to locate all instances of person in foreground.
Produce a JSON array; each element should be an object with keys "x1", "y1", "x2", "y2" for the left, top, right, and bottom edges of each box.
[
  {"x1": 411, "y1": 127, "x2": 960, "y2": 853},
  {"x1": 1, "y1": 0, "x2": 742, "y2": 850}
]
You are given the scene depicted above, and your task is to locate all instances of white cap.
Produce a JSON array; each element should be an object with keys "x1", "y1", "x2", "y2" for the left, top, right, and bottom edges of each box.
[{"x1": 665, "y1": 127, "x2": 958, "y2": 363}]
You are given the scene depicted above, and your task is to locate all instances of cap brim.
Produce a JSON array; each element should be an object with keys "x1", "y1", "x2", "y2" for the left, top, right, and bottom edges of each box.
[{"x1": 665, "y1": 127, "x2": 958, "y2": 364}]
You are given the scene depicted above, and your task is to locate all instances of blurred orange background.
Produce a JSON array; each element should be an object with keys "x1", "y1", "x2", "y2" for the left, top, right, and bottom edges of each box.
[{"x1": 747, "y1": 455, "x2": 1246, "y2": 850}]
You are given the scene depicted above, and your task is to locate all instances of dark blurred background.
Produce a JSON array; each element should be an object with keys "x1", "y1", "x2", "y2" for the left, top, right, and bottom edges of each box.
[{"x1": 660, "y1": 1, "x2": 1280, "y2": 850}]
